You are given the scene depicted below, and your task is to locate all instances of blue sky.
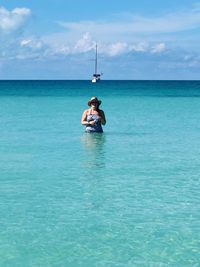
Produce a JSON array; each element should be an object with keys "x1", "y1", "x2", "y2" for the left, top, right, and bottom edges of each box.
[{"x1": 1, "y1": 0, "x2": 200, "y2": 79}]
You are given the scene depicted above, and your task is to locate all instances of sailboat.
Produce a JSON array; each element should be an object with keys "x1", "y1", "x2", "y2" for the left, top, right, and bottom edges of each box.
[{"x1": 92, "y1": 44, "x2": 101, "y2": 83}]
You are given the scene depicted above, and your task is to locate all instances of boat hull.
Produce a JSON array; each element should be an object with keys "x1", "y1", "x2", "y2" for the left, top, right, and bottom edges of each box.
[{"x1": 92, "y1": 77, "x2": 100, "y2": 83}]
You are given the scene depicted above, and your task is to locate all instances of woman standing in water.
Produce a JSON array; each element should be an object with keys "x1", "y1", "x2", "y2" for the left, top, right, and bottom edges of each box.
[{"x1": 81, "y1": 96, "x2": 106, "y2": 133}]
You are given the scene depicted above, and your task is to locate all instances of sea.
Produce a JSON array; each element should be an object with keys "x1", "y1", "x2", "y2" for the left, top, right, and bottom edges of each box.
[{"x1": 0, "y1": 80, "x2": 200, "y2": 267}]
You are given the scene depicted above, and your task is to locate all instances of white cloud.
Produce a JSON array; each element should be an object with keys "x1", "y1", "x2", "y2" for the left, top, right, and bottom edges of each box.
[
  {"x1": 130, "y1": 42, "x2": 149, "y2": 52},
  {"x1": 73, "y1": 32, "x2": 95, "y2": 53},
  {"x1": 41, "y1": 33, "x2": 95, "y2": 57},
  {"x1": 151, "y1": 43, "x2": 166, "y2": 53},
  {"x1": 20, "y1": 38, "x2": 43, "y2": 50},
  {"x1": 104, "y1": 42, "x2": 128, "y2": 56},
  {"x1": 56, "y1": 46, "x2": 70, "y2": 55},
  {"x1": 0, "y1": 6, "x2": 31, "y2": 33},
  {"x1": 21, "y1": 39, "x2": 32, "y2": 46}
]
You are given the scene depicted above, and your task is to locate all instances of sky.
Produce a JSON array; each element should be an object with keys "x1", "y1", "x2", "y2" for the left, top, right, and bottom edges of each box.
[{"x1": 1, "y1": 0, "x2": 200, "y2": 80}]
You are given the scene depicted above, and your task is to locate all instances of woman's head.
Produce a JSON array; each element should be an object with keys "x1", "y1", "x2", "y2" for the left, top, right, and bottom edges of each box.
[{"x1": 88, "y1": 96, "x2": 101, "y2": 109}]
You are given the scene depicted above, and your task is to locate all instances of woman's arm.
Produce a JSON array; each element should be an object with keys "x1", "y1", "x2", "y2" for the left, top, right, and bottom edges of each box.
[
  {"x1": 81, "y1": 110, "x2": 89, "y2": 125},
  {"x1": 99, "y1": 110, "x2": 106, "y2": 125}
]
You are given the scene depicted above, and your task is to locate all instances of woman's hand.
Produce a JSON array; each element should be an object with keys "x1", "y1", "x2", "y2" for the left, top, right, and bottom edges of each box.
[{"x1": 88, "y1": 120, "x2": 96, "y2": 125}]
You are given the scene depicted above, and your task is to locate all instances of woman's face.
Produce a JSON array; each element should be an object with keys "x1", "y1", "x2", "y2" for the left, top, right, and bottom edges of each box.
[{"x1": 91, "y1": 101, "x2": 98, "y2": 108}]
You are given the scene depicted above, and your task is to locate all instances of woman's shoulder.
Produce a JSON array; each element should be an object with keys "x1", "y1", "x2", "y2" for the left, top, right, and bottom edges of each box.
[{"x1": 83, "y1": 109, "x2": 91, "y2": 114}]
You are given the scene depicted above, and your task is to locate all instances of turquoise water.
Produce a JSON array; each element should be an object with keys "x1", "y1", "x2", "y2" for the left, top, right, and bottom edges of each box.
[{"x1": 0, "y1": 81, "x2": 200, "y2": 266}]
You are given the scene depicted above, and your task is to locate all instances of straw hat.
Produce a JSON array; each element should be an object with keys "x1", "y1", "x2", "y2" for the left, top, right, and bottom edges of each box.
[{"x1": 88, "y1": 96, "x2": 102, "y2": 106}]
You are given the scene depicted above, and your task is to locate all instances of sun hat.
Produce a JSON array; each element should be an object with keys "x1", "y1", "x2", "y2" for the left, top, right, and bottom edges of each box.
[{"x1": 88, "y1": 96, "x2": 102, "y2": 106}]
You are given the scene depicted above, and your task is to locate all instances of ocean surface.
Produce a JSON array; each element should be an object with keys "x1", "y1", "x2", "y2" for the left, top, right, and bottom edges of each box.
[{"x1": 0, "y1": 80, "x2": 200, "y2": 267}]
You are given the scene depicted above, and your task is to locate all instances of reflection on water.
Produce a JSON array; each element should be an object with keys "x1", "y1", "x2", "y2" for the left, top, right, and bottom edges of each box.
[
  {"x1": 81, "y1": 133, "x2": 106, "y2": 169},
  {"x1": 80, "y1": 133, "x2": 107, "y2": 213}
]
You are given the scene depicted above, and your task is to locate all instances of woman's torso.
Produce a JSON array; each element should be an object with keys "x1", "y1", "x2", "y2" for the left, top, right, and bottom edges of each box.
[{"x1": 85, "y1": 109, "x2": 103, "y2": 133}]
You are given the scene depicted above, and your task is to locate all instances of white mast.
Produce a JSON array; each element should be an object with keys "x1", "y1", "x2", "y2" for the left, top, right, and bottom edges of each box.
[{"x1": 92, "y1": 44, "x2": 101, "y2": 83}]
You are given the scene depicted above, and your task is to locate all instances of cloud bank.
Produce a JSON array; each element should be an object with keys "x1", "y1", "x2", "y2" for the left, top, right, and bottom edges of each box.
[
  {"x1": 1, "y1": 4, "x2": 200, "y2": 79},
  {"x1": 0, "y1": 4, "x2": 199, "y2": 60}
]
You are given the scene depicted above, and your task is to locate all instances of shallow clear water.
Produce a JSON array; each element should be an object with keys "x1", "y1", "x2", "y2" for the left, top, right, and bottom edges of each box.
[{"x1": 0, "y1": 81, "x2": 200, "y2": 266}]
